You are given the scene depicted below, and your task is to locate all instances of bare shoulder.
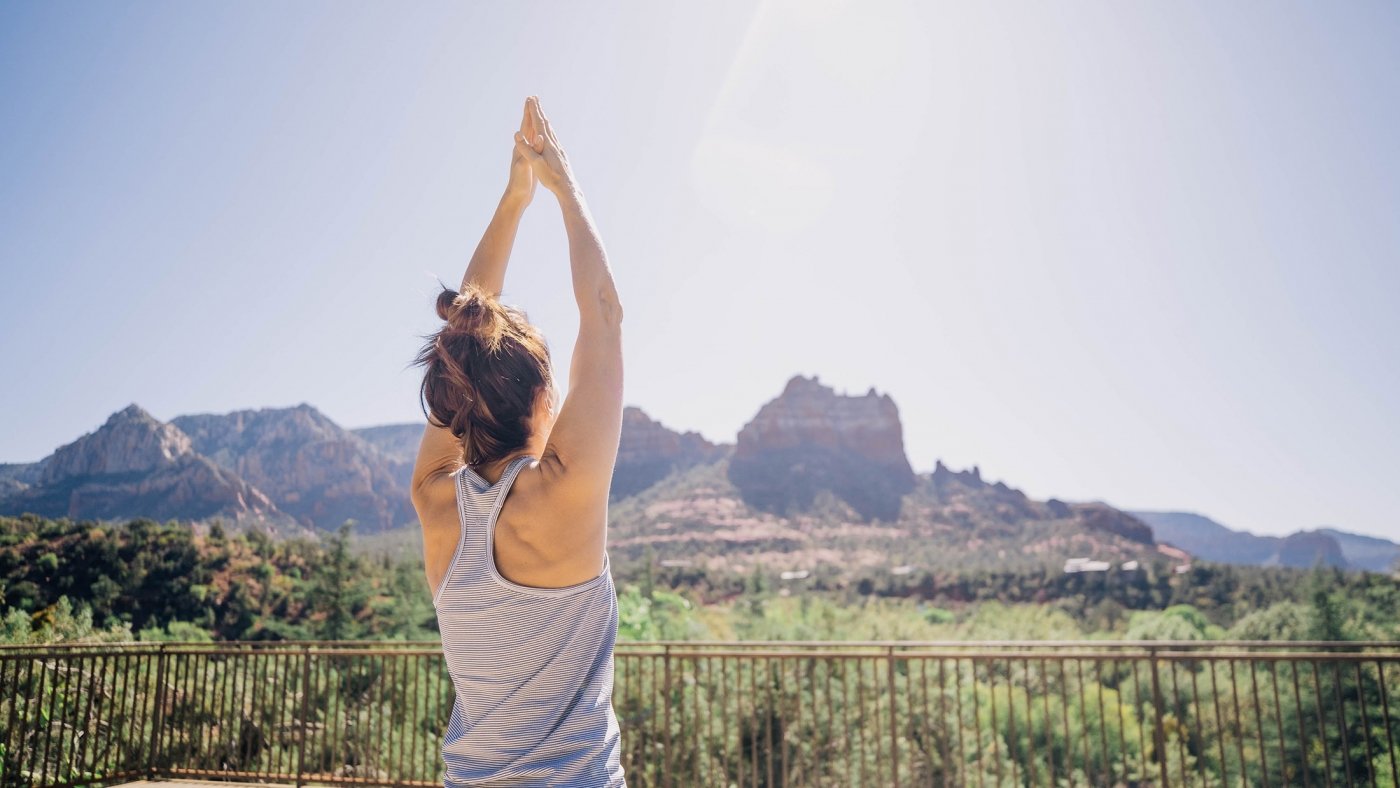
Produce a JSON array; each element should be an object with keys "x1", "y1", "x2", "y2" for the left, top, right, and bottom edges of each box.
[
  {"x1": 413, "y1": 469, "x2": 459, "y2": 524},
  {"x1": 494, "y1": 455, "x2": 609, "y2": 588},
  {"x1": 412, "y1": 468, "x2": 464, "y2": 595},
  {"x1": 502, "y1": 455, "x2": 602, "y2": 522}
]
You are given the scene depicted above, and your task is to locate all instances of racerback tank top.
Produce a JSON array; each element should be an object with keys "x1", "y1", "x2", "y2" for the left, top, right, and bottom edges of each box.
[{"x1": 432, "y1": 454, "x2": 626, "y2": 787}]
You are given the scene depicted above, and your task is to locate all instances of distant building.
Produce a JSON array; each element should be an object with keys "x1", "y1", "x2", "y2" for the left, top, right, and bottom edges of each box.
[
  {"x1": 779, "y1": 569, "x2": 810, "y2": 580},
  {"x1": 1064, "y1": 557, "x2": 1111, "y2": 573},
  {"x1": 1121, "y1": 560, "x2": 1140, "y2": 571},
  {"x1": 891, "y1": 565, "x2": 915, "y2": 575},
  {"x1": 660, "y1": 559, "x2": 693, "y2": 568}
]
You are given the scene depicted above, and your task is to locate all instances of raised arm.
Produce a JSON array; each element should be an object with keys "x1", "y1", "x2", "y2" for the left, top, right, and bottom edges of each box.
[
  {"x1": 411, "y1": 100, "x2": 539, "y2": 497},
  {"x1": 509, "y1": 96, "x2": 623, "y2": 568},
  {"x1": 459, "y1": 99, "x2": 539, "y2": 297}
]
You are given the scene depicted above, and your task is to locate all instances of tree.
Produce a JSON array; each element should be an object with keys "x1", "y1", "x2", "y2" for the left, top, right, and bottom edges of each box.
[{"x1": 313, "y1": 520, "x2": 367, "y2": 641}]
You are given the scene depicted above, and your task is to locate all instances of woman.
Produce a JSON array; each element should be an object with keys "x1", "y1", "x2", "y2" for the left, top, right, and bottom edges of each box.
[{"x1": 409, "y1": 95, "x2": 626, "y2": 787}]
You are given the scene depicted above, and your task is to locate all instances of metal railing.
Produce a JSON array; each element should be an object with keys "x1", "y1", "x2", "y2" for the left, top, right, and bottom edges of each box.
[{"x1": 2, "y1": 640, "x2": 1398, "y2": 787}]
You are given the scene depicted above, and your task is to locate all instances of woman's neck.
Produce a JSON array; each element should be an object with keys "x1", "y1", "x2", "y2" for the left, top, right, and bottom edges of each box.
[{"x1": 471, "y1": 448, "x2": 537, "y2": 485}]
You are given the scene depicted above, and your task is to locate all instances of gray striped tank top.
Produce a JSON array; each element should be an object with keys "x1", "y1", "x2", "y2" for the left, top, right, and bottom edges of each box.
[{"x1": 433, "y1": 454, "x2": 626, "y2": 787}]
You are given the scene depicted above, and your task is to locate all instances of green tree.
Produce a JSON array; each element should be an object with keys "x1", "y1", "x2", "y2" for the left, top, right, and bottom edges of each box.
[{"x1": 313, "y1": 520, "x2": 367, "y2": 640}]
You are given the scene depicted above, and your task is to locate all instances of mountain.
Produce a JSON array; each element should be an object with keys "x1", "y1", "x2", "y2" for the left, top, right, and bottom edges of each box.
[
  {"x1": 0, "y1": 405, "x2": 286, "y2": 528},
  {"x1": 171, "y1": 404, "x2": 415, "y2": 532},
  {"x1": 597, "y1": 375, "x2": 1159, "y2": 581},
  {"x1": 20, "y1": 378, "x2": 1381, "y2": 584},
  {"x1": 1317, "y1": 528, "x2": 1400, "y2": 573},
  {"x1": 347, "y1": 379, "x2": 1158, "y2": 579},
  {"x1": 1128, "y1": 511, "x2": 1279, "y2": 564},
  {"x1": 1274, "y1": 531, "x2": 1347, "y2": 569},
  {"x1": 605, "y1": 448, "x2": 1158, "y2": 583},
  {"x1": 352, "y1": 424, "x2": 423, "y2": 466},
  {"x1": 613, "y1": 406, "x2": 726, "y2": 500},
  {"x1": 1130, "y1": 511, "x2": 1391, "y2": 571},
  {"x1": 0, "y1": 460, "x2": 47, "y2": 497},
  {"x1": 729, "y1": 375, "x2": 916, "y2": 522}
]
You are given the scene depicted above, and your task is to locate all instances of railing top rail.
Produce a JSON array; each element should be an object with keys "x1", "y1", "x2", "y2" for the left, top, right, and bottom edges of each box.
[
  {"x1": 622, "y1": 647, "x2": 1400, "y2": 661},
  {"x1": 0, "y1": 637, "x2": 441, "y2": 651},
  {"x1": 4, "y1": 638, "x2": 1400, "y2": 657},
  {"x1": 618, "y1": 639, "x2": 1400, "y2": 649}
]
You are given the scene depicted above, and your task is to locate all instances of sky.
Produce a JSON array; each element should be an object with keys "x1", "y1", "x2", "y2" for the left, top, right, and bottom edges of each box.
[{"x1": 1, "y1": 1, "x2": 1397, "y2": 541}]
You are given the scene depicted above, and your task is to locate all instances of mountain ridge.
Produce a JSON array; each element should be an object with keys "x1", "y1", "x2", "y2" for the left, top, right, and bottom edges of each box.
[
  {"x1": 0, "y1": 404, "x2": 288, "y2": 530},
  {"x1": 1130, "y1": 510, "x2": 1398, "y2": 572},
  {"x1": 2, "y1": 376, "x2": 1392, "y2": 577}
]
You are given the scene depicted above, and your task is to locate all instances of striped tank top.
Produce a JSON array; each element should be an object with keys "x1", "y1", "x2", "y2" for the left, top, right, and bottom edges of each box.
[{"x1": 432, "y1": 454, "x2": 626, "y2": 787}]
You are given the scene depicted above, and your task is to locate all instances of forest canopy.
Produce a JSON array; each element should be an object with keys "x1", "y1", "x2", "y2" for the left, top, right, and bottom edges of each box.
[{"x1": 3, "y1": 513, "x2": 1398, "y2": 645}]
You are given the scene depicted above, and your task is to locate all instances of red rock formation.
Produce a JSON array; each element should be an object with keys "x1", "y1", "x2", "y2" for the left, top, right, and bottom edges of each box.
[{"x1": 729, "y1": 375, "x2": 915, "y2": 522}]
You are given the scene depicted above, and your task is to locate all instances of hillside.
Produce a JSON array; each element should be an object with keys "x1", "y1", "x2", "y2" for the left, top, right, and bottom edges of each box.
[
  {"x1": 172, "y1": 404, "x2": 414, "y2": 532},
  {"x1": 0, "y1": 513, "x2": 433, "y2": 641},
  {"x1": 607, "y1": 453, "x2": 1159, "y2": 587},
  {"x1": 0, "y1": 403, "x2": 416, "y2": 534},
  {"x1": 597, "y1": 376, "x2": 1159, "y2": 585},
  {"x1": 0, "y1": 405, "x2": 291, "y2": 531},
  {"x1": 1131, "y1": 510, "x2": 1397, "y2": 572}
]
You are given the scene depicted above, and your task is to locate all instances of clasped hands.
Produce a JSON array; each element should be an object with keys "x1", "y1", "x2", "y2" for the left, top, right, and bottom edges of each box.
[{"x1": 506, "y1": 95, "x2": 577, "y2": 204}]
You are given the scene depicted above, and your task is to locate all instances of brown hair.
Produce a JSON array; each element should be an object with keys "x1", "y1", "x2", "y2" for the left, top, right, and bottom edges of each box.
[{"x1": 411, "y1": 281, "x2": 556, "y2": 468}]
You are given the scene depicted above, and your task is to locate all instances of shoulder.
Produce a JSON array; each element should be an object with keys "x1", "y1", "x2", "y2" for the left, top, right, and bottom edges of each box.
[
  {"x1": 504, "y1": 452, "x2": 612, "y2": 534},
  {"x1": 412, "y1": 466, "x2": 461, "y2": 533},
  {"x1": 498, "y1": 458, "x2": 555, "y2": 528},
  {"x1": 497, "y1": 458, "x2": 609, "y2": 586}
]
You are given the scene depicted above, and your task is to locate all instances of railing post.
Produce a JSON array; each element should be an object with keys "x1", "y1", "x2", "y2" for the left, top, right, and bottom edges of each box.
[
  {"x1": 888, "y1": 645, "x2": 900, "y2": 788},
  {"x1": 1148, "y1": 647, "x2": 1170, "y2": 787},
  {"x1": 145, "y1": 644, "x2": 167, "y2": 779},
  {"x1": 296, "y1": 644, "x2": 312, "y2": 787},
  {"x1": 663, "y1": 644, "x2": 672, "y2": 788}
]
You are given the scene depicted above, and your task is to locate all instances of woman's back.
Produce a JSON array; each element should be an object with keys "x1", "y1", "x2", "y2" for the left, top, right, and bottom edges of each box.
[
  {"x1": 411, "y1": 94, "x2": 627, "y2": 787},
  {"x1": 433, "y1": 454, "x2": 625, "y2": 787}
]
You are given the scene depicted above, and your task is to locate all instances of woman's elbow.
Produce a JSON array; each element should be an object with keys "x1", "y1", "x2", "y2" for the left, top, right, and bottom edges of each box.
[
  {"x1": 603, "y1": 294, "x2": 623, "y2": 326},
  {"x1": 587, "y1": 288, "x2": 623, "y2": 327}
]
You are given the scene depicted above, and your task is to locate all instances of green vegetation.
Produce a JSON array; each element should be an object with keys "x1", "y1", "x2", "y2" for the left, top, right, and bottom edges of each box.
[
  {"x1": 4, "y1": 514, "x2": 1400, "y2": 784},
  {"x1": 4, "y1": 513, "x2": 1400, "y2": 646},
  {"x1": 0, "y1": 513, "x2": 436, "y2": 644}
]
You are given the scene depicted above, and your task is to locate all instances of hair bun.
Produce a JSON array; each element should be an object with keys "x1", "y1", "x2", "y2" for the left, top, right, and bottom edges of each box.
[
  {"x1": 434, "y1": 286, "x2": 459, "y2": 322},
  {"x1": 436, "y1": 282, "x2": 508, "y2": 347}
]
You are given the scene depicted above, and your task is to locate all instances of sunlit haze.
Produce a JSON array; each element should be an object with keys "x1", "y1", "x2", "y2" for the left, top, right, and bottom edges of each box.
[{"x1": 1, "y1": 1, "x2": 1397, "y2": 539}]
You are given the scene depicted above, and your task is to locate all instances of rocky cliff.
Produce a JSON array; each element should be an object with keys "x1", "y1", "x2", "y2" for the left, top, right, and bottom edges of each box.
[
  {"x1": 172, "y1": 404, "x2": 414, "y2": 532},
  {"x1": 612, "y1": 407, "x2": 727, "y2": 500},
  {"x1": 728, "y1": 375, "x2": 916, "y2": 521},
  {"x1": 0, "y1": 460, "x2": 46, "y2": 497},
  {"x1": 37, "y1": 405, "x2": 193, "y2": 483},
  {"x1": 0, "y1": 405, "x2": 284, "y2": 527}
]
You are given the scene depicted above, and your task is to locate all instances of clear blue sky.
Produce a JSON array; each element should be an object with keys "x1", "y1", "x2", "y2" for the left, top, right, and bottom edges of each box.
[{"x1": 2, "y1": 1, "x2": 1397, "y2": 540}]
